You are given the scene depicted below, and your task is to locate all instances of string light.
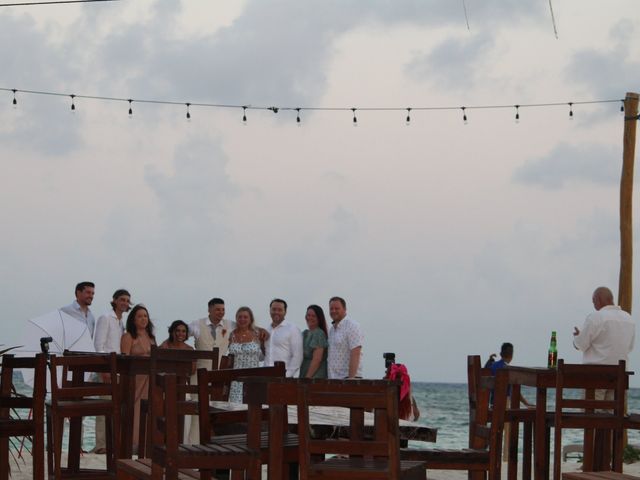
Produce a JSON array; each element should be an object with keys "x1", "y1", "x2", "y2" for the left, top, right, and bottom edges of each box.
[
  {"x1": 1, "y1": 87, "x2": 626, "y2": 126},
  {"x1": 70, "y1": 94, "x2": 76, "y2": 112},
  {"x1": 185, "y1": 102, "x2": 191, "y2": 120},
  {"x1": 515, "y1": 105, "x2": 520, "y2": 123}
]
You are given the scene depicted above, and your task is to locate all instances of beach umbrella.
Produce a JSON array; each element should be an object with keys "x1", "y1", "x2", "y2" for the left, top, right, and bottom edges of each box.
[{"x1": 19, "y1": 309, "x2": 95, "y2": 388}]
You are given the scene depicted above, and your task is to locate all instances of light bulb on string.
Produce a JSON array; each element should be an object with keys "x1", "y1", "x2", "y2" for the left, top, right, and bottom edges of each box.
[
  {"x1": 242, "y1": 106, "x2": 247, "y2": 124},
  {"x1": 296, "y1": 108, "x2": 301, "y2": 126},
  {"x1": 461, "y1": 107, "x2": 468, "y2": 125},
  {"x1": 515, "y1": 105, "x2": 520, "y2": 124},
  {"x1": 128, "y1": 99, "x2": 133, "y2": 118},
  {"x1": 568, "y1": 102, "x2": 574, "y2": 120},
  {"x1": 185, "y1": 103, "x2": 191, "y2": 121},
  {"x1": 620, "y1": 101, "x2": 625, "y2": 115},
  {"x1": 405, "y1": 108, "x2": 411, "y2": 126},
  {"x1": 352, "y1": 108, "x2": 358, "y2": 126},
  {"x1": 70, "y1": 94, "x2": 76, "y2": 113},
  {"x1": 12, "y1": 89, "x2": 17, "y2": 108}
]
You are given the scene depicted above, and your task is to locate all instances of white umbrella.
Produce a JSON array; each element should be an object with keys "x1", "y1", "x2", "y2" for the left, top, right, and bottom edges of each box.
[{"x1": 19, "y1": 309, "x2": 95, "y2": 388}]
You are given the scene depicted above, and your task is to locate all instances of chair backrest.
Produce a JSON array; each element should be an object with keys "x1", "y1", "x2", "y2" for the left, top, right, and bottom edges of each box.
[
  {"x1": 149, "y1": 344, "x2": 219, "y2": 396},
  {"x1": 49, "y1": 353, "x2": 119, "y2": 404},
  {"x1": 477, "y1": 370, "x2": 509, "y2": 479},
  {"x1": 555, "y1": 359, "x2": 627, "y2": 414},
  {"x1": 196, "y1": 362, "x2": 286, "y2": 441},
  {"x1": 0, "y1": 353, "x2": 47, "y2": 422},
  {"x1": 296, "y1": 379, "x2": 402, "y2": 479}
]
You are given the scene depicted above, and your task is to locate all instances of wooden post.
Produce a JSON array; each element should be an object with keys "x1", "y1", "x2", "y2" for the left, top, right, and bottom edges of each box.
[{"x1": 619, "y1": 92, "x2": 639, "y2": 314}]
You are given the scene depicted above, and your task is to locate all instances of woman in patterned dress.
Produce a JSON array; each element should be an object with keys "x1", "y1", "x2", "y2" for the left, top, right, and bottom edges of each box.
[
  {"x1": 120, "y1": 304, "x2": 156, "y2": 451},
  {"x1": 227, "y1": 306, "x2": 264, "y2": 403}
]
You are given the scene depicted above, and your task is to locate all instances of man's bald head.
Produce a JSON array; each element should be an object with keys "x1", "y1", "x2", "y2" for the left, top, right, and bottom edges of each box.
[{"x1": 592, "y1": 286, "x2": 614, "y2": 311}]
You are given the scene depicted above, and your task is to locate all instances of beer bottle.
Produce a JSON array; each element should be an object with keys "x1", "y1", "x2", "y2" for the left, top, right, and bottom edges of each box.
[{"x1": 547, "y1": 331, "x2": 558, "y2": 368}]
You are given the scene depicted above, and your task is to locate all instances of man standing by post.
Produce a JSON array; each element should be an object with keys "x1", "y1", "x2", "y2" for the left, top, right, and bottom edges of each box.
[
  {"x1": 61, "y1": 281, "x2": 97, "y2": 338},
  {"x1": 264, "y1": 299, "x2": 303, "y2": 378},
  {"x1": 573, "y1": 286, "x2": 635, "y2": 365},
  {"x1": 327, "y1": 296, "x2": 364, "y2": 379},
  {"x1": 92, "y1": 288, "x2": 131, "y2": 454}
]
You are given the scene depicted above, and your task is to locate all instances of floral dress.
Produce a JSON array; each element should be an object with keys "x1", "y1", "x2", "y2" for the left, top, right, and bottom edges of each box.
[{"x1": 227, "y1": 331, "x2": 263, "y2": 403}]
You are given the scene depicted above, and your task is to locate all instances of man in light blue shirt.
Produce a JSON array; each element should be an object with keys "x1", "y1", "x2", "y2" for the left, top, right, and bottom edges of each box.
[{"x1": 60, "y1": 281, "x2": 97, "y2": 339}]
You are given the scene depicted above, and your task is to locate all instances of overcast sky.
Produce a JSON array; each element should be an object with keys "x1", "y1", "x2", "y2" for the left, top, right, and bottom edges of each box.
[{"x1": 1, "y1": 0, "x2": 639, "y2": 384}]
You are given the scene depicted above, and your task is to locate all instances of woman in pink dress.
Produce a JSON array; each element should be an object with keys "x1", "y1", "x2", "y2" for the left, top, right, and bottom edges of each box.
[{"x1": 120, "y1": 304, "x2": 156, "y2": 451}]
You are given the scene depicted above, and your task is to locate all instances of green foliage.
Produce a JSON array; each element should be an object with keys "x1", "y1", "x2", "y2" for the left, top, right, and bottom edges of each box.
[{"x1": 624, "y1": 445, "x2": 640, "y2": 464}]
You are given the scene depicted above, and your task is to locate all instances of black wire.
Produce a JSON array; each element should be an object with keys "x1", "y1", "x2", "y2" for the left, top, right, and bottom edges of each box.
[
  {"x1": 0, "y1": 0, "x2": 118, "y2": 6},
  {"x1": 0, "y1": 86, "x2": 624, "y2": 114}
]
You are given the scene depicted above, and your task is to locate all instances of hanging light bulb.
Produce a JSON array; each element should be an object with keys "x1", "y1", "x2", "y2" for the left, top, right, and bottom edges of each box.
[
  {"x1": 461, "y1": 107, "x2": 468, "y2": 125},
  {"x1": 242, "y1": 106, "x2": 247, "y2": 124},
  {"x1": 128, "y1": 99, "x2": 133, "y2": 117},
  {"x1": 185, "y1": 103, "x2": 191, "y2": 121},
  {"x1": 12, "y1": 89, "x2": 17, "y2": 108},
  {"x1": 620, "y1": 100, "x2": 625, "y2": 115},
  {"x1": 70, "y1": 94, "x2": 76, "y2": 113},
  {"x1": 296, "y1": 108, "x2": 301, "y2": 125},
  {"x1": 352, "y1": 108, "x2": 358, "y2": 126},
  {"x1": 515, "y1": 105, "x2": 520, "y2": 124},
  {"x1": 568, "y1": 102, "x2": 574, "y2": 120},
  {"x1": 405, "y1": 108, "x2": 411, "y2": 126}
]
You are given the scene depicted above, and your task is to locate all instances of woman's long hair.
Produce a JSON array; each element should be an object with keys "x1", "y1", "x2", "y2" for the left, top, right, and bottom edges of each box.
[
  {"x1": 125, "y1": 304, "x2": 155, "y2": 340},
  {"x1": 306, "y1": 304, "x2": 328, "y2": 337},
  {"x1": 167, "y1": 319, "x2": 188, "y2": 343}
]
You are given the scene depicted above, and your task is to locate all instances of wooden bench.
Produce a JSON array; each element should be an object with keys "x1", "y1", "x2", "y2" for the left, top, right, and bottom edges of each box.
[
  {"x1": 0, "y1": 353, "x2": 47, "y2": 480},
  {"x1": 297, "y1": 379, "x2": 427, "y2": 480}
]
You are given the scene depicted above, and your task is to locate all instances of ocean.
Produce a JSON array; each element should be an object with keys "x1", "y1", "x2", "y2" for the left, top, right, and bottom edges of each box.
[{"x1": 11, "y1": 375, "x2": 640, "y2": 452}]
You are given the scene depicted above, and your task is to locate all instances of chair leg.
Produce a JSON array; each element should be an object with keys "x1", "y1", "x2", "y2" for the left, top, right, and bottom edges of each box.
[
  {"x1": 553, "y1": 425, "x2": 562, "y2": 480},
  {"x1": 53, "y1": 415, "x2": 65, "y2": 480},
  {"x1": 523, "y1": 421, "x2": 533, "y2": 480},
  {"x1": 46, "y1": 409, "x2": 53, "y2": 477},
  {"x1": 33, "y1": 422, "x2": 45, "y2": 480},
  {"x1": 105, "y1": 415, "x2": 113, "y2": 472},
  {"x1": 0, "y1": 437, "x2": 9, "y2": 480}
]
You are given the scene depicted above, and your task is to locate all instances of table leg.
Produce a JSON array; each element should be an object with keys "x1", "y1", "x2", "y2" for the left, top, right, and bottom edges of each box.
[
  {"x1": 534, "y1": 387, "x2": 548, "y2": 480},
  {"x1": 120, "y1": 373, "x2": 136, "y2": 458},
  {"x1": 508, "y1": 387, "x2": 520, "y2": 480}
]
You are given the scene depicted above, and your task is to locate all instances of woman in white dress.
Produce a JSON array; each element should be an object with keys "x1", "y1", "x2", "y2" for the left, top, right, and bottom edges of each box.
[{"x1": 227, "y1": 307, "x2": 265, "y2": 403}]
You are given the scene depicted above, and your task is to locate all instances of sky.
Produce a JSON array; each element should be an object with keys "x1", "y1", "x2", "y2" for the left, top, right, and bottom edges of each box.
[{"x1": 1, "y1": 0, "x2": 639, "y2": 384}]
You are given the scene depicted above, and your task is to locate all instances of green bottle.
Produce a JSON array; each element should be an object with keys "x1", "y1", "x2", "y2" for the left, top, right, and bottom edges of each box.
[{"x1": 547, "y1": 331, "x2": 558, "y2": 368}]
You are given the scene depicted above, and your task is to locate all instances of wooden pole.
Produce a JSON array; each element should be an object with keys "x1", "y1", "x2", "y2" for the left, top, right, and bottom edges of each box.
[{"x1": 618, "y1": 92, "x2": 639, "y2": 314}]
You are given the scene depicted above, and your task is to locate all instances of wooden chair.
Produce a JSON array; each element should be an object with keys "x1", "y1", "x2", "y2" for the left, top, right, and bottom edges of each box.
[
  {"x1": 400, "y1": 368, "x2": 510, "y2": 480},
  {"x1": 46, "y1": 353, "x2": 120, "y2": 480},
  {"x1": 0, "y1": 353, "x2": 47, "y2": 480},
  {"x1": 296, "y1": 379, "x2": 427, "y2": 480},
  {"x1": 552, "y1": 360, "x2": 627, "y2": 480},
  {"x1": 137, "y1": 346, "x2": 220, "y2": 457}
]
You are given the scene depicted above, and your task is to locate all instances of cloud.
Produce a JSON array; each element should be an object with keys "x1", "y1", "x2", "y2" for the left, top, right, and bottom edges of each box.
[
  {"x1": 406, "y1": 32, "x2": 494, "y2": 89},
  {"x1": 512, "y1": 142, "x2": 621, "y2": 189},
  {"x1": 566, "y1": 20, "x2": 640, "y2": 98}
]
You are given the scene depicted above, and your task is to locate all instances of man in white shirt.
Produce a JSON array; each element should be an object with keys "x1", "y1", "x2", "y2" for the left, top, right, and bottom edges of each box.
[
  {"x1": 573, "y1": 286, "x2": 635, "y2": 365},
  {"x1": 60, "y1": 281, "x2": 97, "y2": 338},
  {"x1": 327, "y1": 296, "x2": 364, "y2": 379},
  {"x1": 264, "y1": 299, "x2": 303, "y2": 378},
  {"x1": 92, "y1": 288, "x2": 131, "y2": 453},
  {"x1": 187, "y1": 298, "x2": 235, "y2": 443}
]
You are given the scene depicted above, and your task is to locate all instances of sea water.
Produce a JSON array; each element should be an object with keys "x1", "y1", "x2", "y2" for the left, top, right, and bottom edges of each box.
[
  {"x1": 11, "y1": 374, "x2": 640, "y2": 453},
  {"x1": 412, "y1": 382, "x2": 640, "y2": 451}
]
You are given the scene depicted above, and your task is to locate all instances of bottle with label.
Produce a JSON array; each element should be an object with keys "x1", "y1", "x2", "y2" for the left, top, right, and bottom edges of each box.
[{"x1": 547, "y1": 331, "x2": 558, "y2": 368}]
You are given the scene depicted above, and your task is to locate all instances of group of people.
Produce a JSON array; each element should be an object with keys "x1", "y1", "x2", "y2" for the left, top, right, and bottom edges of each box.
[{"x1": 59, "y1": 281, "x2": 365, "y2": 451}]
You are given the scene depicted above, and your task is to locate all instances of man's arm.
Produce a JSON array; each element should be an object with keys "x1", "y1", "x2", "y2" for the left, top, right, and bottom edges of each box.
[
  {"x1": 348, "y1": 346, "x2": 362, "y2": 378},
  {"x1": 93, "y1": 315, "x2": 109, "y2": 352}
]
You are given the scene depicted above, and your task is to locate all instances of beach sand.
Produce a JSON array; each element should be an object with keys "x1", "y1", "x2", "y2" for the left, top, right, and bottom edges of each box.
[{"x1": 8, "y1": 452, "x2": 640, "y2": 479}]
